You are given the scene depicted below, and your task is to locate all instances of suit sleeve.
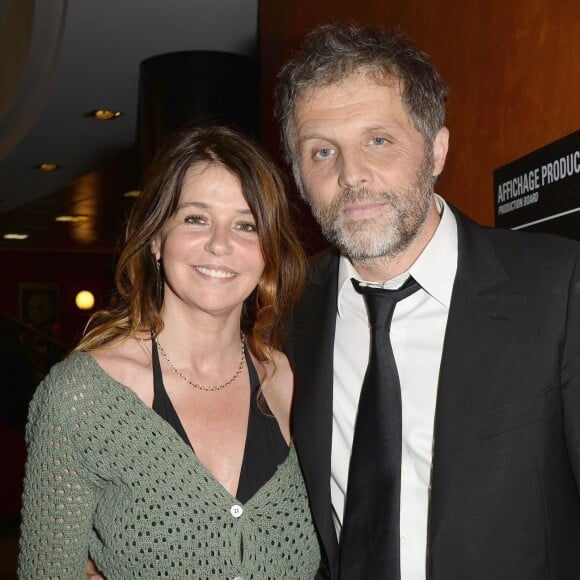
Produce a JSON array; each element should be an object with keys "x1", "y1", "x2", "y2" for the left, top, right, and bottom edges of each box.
[
  {"x1": 18, "y1": 369, "x2": 99, "y2": 579},
  {"x1": 562, "y1": 253, "x2": 580, "y2": 493}
]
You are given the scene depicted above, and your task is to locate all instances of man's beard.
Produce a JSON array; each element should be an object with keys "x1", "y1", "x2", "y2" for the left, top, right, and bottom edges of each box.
[{"x1": 306, "y1": 152, "x2": 435, "y2": 263}]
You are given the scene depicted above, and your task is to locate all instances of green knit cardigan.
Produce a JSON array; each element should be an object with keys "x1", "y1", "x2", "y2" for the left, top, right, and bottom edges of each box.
[{"x1": 19, "y1": 353, "x2": 321, "y2": 579}]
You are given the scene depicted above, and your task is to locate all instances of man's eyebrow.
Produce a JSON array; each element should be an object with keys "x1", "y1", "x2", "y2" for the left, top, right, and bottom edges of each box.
[
  {"x1": 297, "y1": 133, "x2": 333, "y2": 147},
  {"x1": 297, "y1": 124, "x2": 396, "y2": 147},
  {"x1": 363, "y1": 123, "x2": 396, "y2": 133}
]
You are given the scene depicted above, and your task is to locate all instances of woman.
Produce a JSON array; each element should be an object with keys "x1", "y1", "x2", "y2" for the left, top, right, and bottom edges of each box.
[{"x1": 19, "y1": 124, "x2": 321, "y2": 578}]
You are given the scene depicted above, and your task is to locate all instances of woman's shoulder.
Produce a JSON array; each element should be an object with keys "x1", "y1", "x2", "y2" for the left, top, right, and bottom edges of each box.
[
  {"x1": 33, "y1": 351, "x2": 113, "y2": 403},
  {"x1": 270, "y1": 349, "x2": 293, "y2": 384},
  {"x1": 257, "y1": 349, "x2": 293, "y2": 395},
  {"x1": 27, "y1": 351, "x2": 118, "y2": 432},
  {"x1": 42, "y1": 351, "x2": 107, "y2": 390},
  {"x1": 89, "y1": 337, "x2": 154, "y2": 404},
  {"x1": 34, "y1": 337, "x2": 149, "y2": 408},
  {"x1": 258, "y1": 349, "x2": 294, "y2": 442},
  {"x1": 28, "y1": 341, "x2": 153, "y2": 434}
]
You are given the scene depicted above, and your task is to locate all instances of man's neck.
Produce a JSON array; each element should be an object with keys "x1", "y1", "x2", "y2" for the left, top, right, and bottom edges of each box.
[{"x1": 351, "y1": 253, "x2": 411, "y2": 283}]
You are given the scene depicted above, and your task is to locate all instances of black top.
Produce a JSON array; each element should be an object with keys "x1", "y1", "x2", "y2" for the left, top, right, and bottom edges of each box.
[{"x1": 151, "y1": 339, "x2": 289, "y2": 503}]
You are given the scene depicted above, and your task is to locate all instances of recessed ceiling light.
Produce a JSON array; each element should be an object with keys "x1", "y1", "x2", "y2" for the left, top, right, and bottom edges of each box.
[
  {"x1": 87, "y1": 109, "x2": 123, "y2": 120},
  {"x1": 123, "y1": 190, "x2": 141, "y2": 198},
  {"x1": 3, "y1": 233, "x2": 29, "y2": 240},
  {"x1": 55, "y1": 215, "x2": 89, "y2": 223},
  {"x1": 36, "y1": 163, "x2": 61, "y2": 171}
]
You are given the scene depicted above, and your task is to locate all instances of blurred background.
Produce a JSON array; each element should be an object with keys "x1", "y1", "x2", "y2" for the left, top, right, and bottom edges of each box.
[{"x1": 1, "y1": 0, "x2": 579, "y2": 575}]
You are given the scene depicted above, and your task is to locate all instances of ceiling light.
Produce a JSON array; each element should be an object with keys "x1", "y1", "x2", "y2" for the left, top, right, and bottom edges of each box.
[
  {"x1": 36, "y1": 163, "x2": 61, "y2": 171},
  {"x1": 87, "y1": 109, "x2": 123, "y2": 120},
  {"x1": 55, "y1": 215, "x2": 89, "y2": 223},
  {"x1": 3, "y1": 233, "x2": 29, "y2": 240},
  {"x1": 123, "y1": 190, "x2": 141, "y2": 198}
]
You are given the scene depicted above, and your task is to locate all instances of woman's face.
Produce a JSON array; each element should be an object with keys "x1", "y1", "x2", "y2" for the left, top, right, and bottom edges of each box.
[{"x1": 153, "y1": 162, "x2": 265, "y2": 319}]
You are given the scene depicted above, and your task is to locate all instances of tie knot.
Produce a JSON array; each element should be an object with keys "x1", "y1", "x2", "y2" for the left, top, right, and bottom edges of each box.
[{"x1": 352, "y1": 277, "x2": 420, "y2": 330}]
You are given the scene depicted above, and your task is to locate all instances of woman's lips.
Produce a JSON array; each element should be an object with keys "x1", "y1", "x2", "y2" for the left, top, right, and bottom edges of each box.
[{"x1": 194, "y1": 265, "x2": 236, "y2": 279}]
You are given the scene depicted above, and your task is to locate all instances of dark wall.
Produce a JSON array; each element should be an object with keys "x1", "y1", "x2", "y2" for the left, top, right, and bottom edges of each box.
[
  {"x1": 0, "y1": 251, "x2": 115, "y2": 520},
  {"x1": 259, "y1": 0, "x2": 580, "y2": 227},
  {"x1": 0, "y1": 251, "x2": 115, "y2": 349}
]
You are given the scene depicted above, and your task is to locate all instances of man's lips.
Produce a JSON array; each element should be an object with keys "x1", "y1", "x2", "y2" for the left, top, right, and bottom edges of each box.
[
  {"x1": 341, "y1": 201, "x2": 386, "y2": 220},
  {"x1": 194, "y1": 265, "x2": 236, "y2": 279}
]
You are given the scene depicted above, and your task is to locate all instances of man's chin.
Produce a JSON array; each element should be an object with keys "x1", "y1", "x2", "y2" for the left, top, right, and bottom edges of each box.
[
  {"x1": 330, "y1": 220, "x2": 410, "y2": 261},
  {"x1": 342, "y1": 219, "x2": 390, "y2": 243},
  {"x1": 335, "y1": 235, "x2": 392, "y2": 262}
]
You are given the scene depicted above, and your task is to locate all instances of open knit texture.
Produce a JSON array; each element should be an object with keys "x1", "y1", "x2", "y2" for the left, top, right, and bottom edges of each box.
[{"x1": 19, "y1": 353, "x2": 321, "y2": 579}]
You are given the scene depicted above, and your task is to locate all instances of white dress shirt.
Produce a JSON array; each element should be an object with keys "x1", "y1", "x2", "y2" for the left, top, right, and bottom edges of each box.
[{"x1": 331, "y1": 195, "x2": 458, "y2": 579}]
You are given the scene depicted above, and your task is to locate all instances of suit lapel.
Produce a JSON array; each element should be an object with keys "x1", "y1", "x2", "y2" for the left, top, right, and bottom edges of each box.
[
  {"x1": 428, "y1": 211, "x2": 526, "y2": 545},
  {"x1": 289, "y1": 212, "x2": 528, "y2": 569},
  {"x1": 289, "y1": 251, "x2": 340, "y2": 568}
]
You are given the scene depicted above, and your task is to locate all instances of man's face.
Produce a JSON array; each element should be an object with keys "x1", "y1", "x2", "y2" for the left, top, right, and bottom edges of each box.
[{"x1": 293, "y1": 72, "x2": 448, "y2": 265}]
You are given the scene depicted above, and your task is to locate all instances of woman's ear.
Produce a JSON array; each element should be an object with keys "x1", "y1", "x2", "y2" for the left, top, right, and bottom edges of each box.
[{"x1": 151, "y1": 237, "x2": 161, "y2": 262}]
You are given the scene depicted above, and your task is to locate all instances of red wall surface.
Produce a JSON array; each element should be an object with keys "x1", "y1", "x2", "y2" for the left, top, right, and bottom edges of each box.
[
  {"x1": 259, "y1": 0, "x2": 580, "y2": 228},
  {"x1": 0, "y1": 251, "x2": 115, "y2": 349}
]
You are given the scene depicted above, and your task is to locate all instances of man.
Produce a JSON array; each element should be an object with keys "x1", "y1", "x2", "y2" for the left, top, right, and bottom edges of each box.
[{"x1": 277, "y1": 24, "x2": 580, "y2": 579}]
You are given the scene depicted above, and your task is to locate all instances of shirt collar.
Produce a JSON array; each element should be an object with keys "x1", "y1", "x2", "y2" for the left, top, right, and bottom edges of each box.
[{"x1": 337, "y1": 194, "x2": 458, "y2": 318}]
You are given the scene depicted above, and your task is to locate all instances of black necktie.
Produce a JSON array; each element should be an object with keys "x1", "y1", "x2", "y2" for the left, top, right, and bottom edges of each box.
[{"x1": 339, "y1": 276, "x2": 421, "y2": 579}]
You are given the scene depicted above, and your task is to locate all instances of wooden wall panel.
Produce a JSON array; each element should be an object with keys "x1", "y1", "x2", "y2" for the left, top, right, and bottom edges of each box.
[{"x1": 260, "y1": 0, "x2": 580, "y2": 226}]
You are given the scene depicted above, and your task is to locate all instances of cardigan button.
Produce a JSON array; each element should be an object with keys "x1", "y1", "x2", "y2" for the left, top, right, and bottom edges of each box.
[{"x1": 230, "y1": 504, "x2": 243, "y2": 518}]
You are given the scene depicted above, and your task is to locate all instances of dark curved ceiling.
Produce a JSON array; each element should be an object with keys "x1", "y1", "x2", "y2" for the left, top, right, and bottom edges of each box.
[{"x1": 0, "y1": 0, "x2": 258, "y2": 253}]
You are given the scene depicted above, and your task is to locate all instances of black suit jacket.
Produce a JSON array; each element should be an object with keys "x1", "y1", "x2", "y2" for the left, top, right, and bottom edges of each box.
[{"x1": 286, "y1": 208, "x2": 580, "y2": 579}]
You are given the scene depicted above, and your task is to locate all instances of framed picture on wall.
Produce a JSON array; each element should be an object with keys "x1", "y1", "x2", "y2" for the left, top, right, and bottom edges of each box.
[{"x1": 19, "y1": 282, "x2": 60, "y2": 336}]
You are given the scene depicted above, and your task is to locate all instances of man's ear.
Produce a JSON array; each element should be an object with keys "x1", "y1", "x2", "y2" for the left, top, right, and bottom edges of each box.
[{"x1": 432, "y1": 127, "x2": 449, "y2": 178}]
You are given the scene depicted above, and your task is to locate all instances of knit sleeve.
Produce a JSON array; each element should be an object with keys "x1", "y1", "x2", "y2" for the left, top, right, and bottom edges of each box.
[{"x1": 18, "y1": 360, "x2": 100, "y2": 579}]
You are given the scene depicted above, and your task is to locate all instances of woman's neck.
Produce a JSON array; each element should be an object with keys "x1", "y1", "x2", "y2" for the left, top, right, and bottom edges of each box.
[{"x1": 157, "y1": 305, "x2": 244, "y2": 369}]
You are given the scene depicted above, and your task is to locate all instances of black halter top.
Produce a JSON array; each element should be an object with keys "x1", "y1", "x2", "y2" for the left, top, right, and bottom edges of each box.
[{"x1": 151, "y1": 339, "x2": 289, "y2": 503}]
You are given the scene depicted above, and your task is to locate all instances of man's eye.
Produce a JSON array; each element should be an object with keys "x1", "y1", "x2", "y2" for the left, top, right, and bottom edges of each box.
[
  {"x1": 370, "y1": 137, "x2": 387, "y2": 146},
  {"x1": 236, "y1": 222, "x2": 258, "y2": 233},
  {"x1": 313, "y1": 147, "x2": 334, "y2": 159},
  {"x1": 185, "y1": 215, "x2": 206, "y2": 225}
]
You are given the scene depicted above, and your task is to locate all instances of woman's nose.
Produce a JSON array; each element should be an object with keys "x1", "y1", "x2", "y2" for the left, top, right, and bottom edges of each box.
[{"x1": 203, "y1": 224, "x2": 233, "y2": 256}]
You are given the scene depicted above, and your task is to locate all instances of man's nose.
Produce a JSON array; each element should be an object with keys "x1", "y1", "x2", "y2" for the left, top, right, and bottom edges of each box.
[{"x1": 337, "y1": 148, "x2": 370, "y2": 190}]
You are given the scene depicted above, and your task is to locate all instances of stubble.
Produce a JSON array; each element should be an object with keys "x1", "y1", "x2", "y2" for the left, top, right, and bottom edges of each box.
[{"x1": 306, "y1": 150, "x2": 436, "y2": 264}]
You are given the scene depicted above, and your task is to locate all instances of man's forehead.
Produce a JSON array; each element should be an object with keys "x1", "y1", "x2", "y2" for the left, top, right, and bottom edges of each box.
[
  {"x1": 295, "y1": 68, "x2": 402, "y2": 106},
  {"x1": 293, "y1": 75, "x2": 408, "y2": 134}
]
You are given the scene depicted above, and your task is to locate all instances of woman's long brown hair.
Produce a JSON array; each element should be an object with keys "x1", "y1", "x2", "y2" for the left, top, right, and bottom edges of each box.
[{"x1": 73, "y1": 124, "x2": 307, "y2": 363}]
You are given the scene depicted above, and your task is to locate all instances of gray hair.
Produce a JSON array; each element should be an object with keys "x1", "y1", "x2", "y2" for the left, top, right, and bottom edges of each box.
[{"x1": 275, "y1": 24, "x2": 449, "y2": 166}]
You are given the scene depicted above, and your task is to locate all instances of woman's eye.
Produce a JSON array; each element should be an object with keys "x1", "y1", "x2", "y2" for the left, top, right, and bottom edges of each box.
[
  {"x1": 185, "y1": 215, "x2": 206, "y2": 225},
  {"x1": 236, "y1": 222, "x2": 258, "y2": 233},
  {"x1": 370, "y1": 137, "x2": 387, "y2": 146}
]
